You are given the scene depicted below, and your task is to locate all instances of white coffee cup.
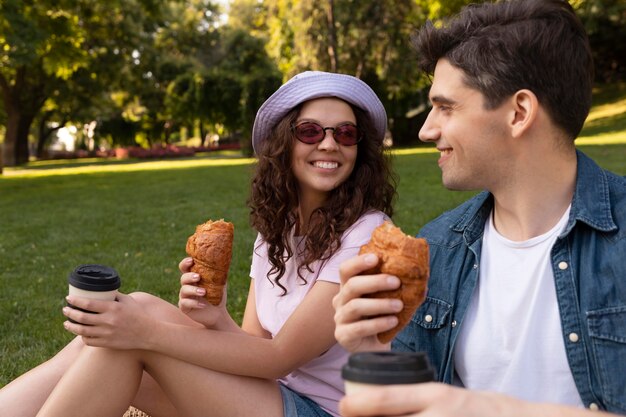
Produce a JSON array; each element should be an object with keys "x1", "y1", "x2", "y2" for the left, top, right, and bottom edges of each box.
[
  {"x1": 67, "y1": 264, "x2": 121, "y2": 323},
  {"x1": 342, "y1": 351, "x2": 435, "y2": 394}
]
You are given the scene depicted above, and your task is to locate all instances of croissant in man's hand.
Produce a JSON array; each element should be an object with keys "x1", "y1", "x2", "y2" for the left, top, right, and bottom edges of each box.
[{"x1": 358, "y1": 221, "x2": 429, "y2": 343}]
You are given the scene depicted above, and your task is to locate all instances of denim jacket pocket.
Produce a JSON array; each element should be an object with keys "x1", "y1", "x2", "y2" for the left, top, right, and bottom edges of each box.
[
  {"x1": 413, "y1": 297, "x2": 453, "y2": 329},
  {"x1": 393, "y1": 297, "x2": 452, "y2": 352},
  {"x1": 587, "y1": 306, "x2": 626, "y2": 412}
]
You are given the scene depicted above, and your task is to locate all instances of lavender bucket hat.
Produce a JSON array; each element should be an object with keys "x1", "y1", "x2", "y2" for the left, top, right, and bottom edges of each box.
[{"x1": 251, "y1": 71, "x2": 387, "y2": 154}]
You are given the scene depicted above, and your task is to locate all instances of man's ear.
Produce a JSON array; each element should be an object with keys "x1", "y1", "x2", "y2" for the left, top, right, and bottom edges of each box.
[{"x1": 509, "y1": 89, "x2": 538, "y2": 138}]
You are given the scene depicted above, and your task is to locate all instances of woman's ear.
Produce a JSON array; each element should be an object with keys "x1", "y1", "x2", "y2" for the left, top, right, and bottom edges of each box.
[{"x1": 509, "y1": 89, "x2": 538, "y2": 138}]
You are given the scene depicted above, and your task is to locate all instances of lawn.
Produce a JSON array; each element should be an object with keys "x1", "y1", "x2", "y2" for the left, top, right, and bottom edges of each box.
[{"x1": 1, "y1": 86, "x2": 625, "y2": 386}]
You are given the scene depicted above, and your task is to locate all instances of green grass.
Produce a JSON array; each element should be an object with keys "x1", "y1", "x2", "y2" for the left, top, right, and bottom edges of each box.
[
  {"x1": 1, "y1": 144, "x2": 624, "y2": 385},
  {"x1": 1, "y1": 85, "x2": 625, "y2": 386},
  {"x1": 578, "y1": 82, "x2": 626, "y2": 142}
]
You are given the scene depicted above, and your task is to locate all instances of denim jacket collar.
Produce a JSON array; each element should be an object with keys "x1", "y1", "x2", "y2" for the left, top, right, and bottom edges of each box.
[
  {"x1": 449, "y1": 150, "x2": 618, "y2": 241},
  {"x1": 565, "y1": 150, "x2": 618, "y2": 234}
]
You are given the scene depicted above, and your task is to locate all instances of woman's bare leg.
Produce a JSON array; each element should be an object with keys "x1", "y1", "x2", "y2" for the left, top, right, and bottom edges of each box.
[
  {"x1": 37, "y1": 346, "x2": 283, "y2": 417},
  {"x1": 0, "y1": 337, "x2": 83, "y2": 417},
  {"x1": 38, "y1": 346, "x2": 144, "y2": 417},
  {"x1": 1, "y1": 292, "x2": 198, "y2": 417},
  {"x1": 142, "y1": 350, "x2": 283, "y2": 417}
]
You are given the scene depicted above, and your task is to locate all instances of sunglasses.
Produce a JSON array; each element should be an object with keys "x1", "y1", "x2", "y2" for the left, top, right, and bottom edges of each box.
[{"x1": 292, "y1": 122, "x2": 362, "y2": 146}]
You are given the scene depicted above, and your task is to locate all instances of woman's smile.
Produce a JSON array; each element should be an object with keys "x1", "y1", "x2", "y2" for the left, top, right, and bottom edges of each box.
[{"x1": 311, "y1": 160, "x2": 340, "y2": 170}]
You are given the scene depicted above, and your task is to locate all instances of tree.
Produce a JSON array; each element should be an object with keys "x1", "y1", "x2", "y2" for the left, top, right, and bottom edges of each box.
[
  {"x1": 80, "y1": 0, "x2": 280, "y2": 153},
  {"x1": 572, "y1": 0, "x2": 626, "y2": 82},
  {"x1": 215, "y1": 28, "x2": 281, "y2": 152},
  {"x1": 1, "y1": 0, "x2": 78, "y2": 166},
  {"x1": 156, "y1": 2, "x2": 281, "y2": 153},
  {"x1": 0, "y1": 96, "x2": 5, "y2": 173},
  {"x1": 259, "y1": 0, "x2": 431, "y2": 145},
  {"x1": 33, "y1": 67, "x2": 117, "y2": 157},
  {"x1": 0, "y1": 0, "x2": 164, "y2": 168}
]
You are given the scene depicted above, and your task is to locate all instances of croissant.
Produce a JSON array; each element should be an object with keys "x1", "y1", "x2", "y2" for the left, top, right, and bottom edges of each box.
[
  {"x1": 185, "y1": 219, "x2": 234, "y2": 305},
  {"x1": 359, "y1": 221, "x2": 429, "y2": 343}
]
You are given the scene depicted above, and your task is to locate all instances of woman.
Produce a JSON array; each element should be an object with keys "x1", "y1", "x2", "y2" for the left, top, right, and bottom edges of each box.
[{"x1": 1, "y1": 71, "x2": 396, "y2": 417}]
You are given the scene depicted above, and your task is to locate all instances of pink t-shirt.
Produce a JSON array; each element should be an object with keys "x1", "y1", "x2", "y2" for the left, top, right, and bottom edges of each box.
[{"x1": 250, "y1": 211, "x2": 389, "y2": 417}]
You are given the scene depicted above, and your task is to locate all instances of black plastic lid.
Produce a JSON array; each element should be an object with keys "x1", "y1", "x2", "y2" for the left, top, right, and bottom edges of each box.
[
  {"x1": 342, "y1": 351, "x2": 435, "y2": 384},
  {"x1": 68, "y1": 264, "x2": 121, "y2": 291}
]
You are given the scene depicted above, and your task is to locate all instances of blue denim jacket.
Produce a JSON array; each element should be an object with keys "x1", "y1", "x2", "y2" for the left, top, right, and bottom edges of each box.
[{"x1": 392, "y1": 150, "x2": 626, "y2": 413}]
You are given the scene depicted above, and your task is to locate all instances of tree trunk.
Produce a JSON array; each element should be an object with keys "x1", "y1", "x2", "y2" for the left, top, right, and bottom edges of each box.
[
  {"x1": 3, "y1": 108, "x2": 36, "y2": 166},
  {"x1": 326, "y1": 0, "x2": 339, "y2": 72},
  {"x1": 0, "y1": 69, "x2": 47, "y2": 166},
  {"x1": 199, "y1": 120, "x2": 207, "y2": 147},
  {"x1": 163, "y1": 121, "x2": 172, "y2": 143},
  {"x1": 36, "y1": 114, "x2": 65, "y2": 158},
  {"x1": 3, "y1": 109, "x2": 20, "y2": 167},
  {"x1": 17, "y1": 114, "x2": 32, "y2": 164}
]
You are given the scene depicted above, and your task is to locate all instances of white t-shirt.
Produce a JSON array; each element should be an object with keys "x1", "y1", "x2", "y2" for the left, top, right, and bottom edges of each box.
[
  {"x1": 454, "y1": 206, "x2": 583, "y2": 407},
  {"x1": 250, "y1": 210, "x2": 389, "y2": 417}
]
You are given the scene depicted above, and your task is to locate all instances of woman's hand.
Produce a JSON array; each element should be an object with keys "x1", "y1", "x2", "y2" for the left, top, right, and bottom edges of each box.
[
  {"x1": 62, "y1": 293, "x2": 155, "y2": 350},
  {"x1": 178, "y1": 257, "x2": 228, "y2": 328}
]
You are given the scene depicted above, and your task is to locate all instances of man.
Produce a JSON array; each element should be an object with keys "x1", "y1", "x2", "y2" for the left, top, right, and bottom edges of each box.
[{"x1": 333, "y1": 0, "x2": 626, "y2": 416}]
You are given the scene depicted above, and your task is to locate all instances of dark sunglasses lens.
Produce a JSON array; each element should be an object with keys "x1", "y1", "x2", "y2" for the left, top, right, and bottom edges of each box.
[
  {"x1": 295, "y1": 123, "x2": 324, "y2": 144},
  {"x1": 334, "y1": 124, "x2": 359, "y2": 146}
]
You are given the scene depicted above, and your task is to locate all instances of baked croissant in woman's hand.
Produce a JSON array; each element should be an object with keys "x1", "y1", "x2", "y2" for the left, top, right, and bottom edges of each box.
[
  {"x1": 359, "y1": 221, "x2": 429, "y2": 343},
  {"x1": 185, "y1": 219, "x2": 234, "y2": 305}
]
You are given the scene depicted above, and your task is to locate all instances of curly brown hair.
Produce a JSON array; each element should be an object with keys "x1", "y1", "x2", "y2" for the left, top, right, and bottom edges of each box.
[{"x1": 248, "y1": 102, "x2": 397, "y2": 294}]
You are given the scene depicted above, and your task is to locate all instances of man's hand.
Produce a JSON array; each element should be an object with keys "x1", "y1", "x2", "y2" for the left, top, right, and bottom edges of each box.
[
  {"x1": 341, "y1": 383, "x2": 529, "y2": 417},
  {"x1": 340, "y1": 383, "x2": 617, "y2": 417},
  {"x1": 332, "y1": 253, "x2": 404, "y2": 352}
]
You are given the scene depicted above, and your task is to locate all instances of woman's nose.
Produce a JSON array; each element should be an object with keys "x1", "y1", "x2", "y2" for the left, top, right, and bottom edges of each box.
[{"x1": 317, "y1": 130, "x2": 339, "y2": 150}]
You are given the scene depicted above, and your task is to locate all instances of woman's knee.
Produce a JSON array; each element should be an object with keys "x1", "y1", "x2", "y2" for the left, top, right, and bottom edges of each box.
[
  {"x1": 128, "y1": 291, "x2": 163, "y2": 307},
  {"x1": 128, "y1": 292, "x2": 193, "y2": 325}
]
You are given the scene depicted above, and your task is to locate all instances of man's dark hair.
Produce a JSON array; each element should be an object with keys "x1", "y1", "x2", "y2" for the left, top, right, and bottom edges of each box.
[{"x1": 412, "y1": 0, "x2": 594, "y2": 140}]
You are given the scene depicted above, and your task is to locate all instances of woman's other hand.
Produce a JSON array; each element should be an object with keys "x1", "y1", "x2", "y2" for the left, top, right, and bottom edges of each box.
[
  {"x1": 178, "y1": 257, "x2": 228, "y2": 328},
  {"x1": 62, "y1": 293, "x2": 155, "y2": 350}
]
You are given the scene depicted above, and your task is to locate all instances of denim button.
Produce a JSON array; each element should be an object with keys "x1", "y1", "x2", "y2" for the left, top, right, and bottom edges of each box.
[
  {"x1": 558, "y1": 261, "x2": 568, "y2": 270},
  {"x1": 568, "y1": 332, "x2": 579, "y2": 342},
  {"x1": 451, "y1": 320, "x2": 457, "y2": 328},
  {"x1": 425, "y1": 314, "x2": 433, "y2": 323},
  {"x1": 589, "y1": 403, "x2": 599, "y2": 411}
]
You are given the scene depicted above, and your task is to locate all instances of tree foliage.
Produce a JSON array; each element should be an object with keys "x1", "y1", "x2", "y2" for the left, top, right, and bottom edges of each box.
[
  {"x1": 0, "y1": 0, "x2": 280, "y2": 168},
  {"x1": 257, "y1": 0, "x2": 462, "y2": 144},
  {"x1": 0, "y1": 0, "x2": 165, "y2": 166},
  {"x1": 155, "y1": 3, "x2": 281, "y2": 152},
  {"x1": 572, "y1": 0, "x2": 626, "y2": 82},
  {"x1": 0, "y1": 0, "x2": 623, "y2": 171}
]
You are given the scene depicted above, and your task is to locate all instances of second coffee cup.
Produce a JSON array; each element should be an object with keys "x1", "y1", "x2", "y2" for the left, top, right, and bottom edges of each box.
[{"x1": 342, "y1": 351, "x2": 435, "y2": 394}]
